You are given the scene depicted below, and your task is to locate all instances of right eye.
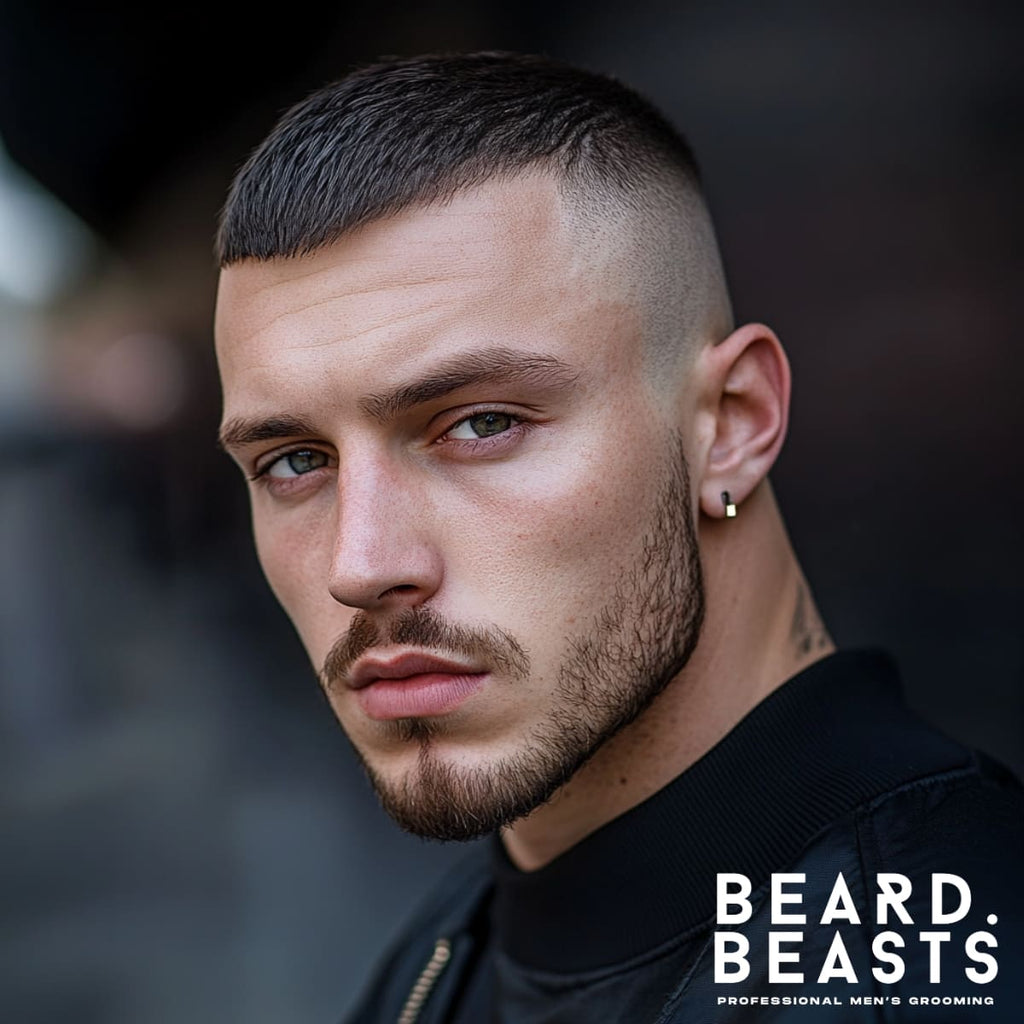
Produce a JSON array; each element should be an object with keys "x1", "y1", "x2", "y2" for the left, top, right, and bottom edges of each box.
[
  {"x1": 265, "y1": 449, "x2": 330, "y2": 478},
  {"x1": 445, "y1": 411, "x2": 518, "y2": 440}
]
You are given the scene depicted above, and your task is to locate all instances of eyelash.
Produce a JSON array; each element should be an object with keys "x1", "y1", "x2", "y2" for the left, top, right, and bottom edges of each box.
[
  {"x1": 248, "y1": 409, "x2": 531, "y2": 486},
  {"x1": 434, "y1": 408, "x2": 531, "y2": 452},
  {"x1": 248, "y1": 445, "x2": 329, "y2": 483}
]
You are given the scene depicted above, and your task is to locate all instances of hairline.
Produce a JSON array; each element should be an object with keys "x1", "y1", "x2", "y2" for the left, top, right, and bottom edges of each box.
[
  {"x1": 219, "y1": 161, "x2": 730, "y2": 378},
  {"x1": 217, "y1": 154, "x2": 698, "y2": 268}
]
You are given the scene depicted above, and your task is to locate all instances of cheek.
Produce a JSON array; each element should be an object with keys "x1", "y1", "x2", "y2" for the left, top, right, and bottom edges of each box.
[
  {"x1": 445, "y1": 432, "x2": 665, "y2": 630},
  {"x1": 251, "y1": 501, "x2": 340, "y2": 656}
]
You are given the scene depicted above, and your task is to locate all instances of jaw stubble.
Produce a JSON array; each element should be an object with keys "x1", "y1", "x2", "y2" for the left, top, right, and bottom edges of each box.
[{"x1": 319, "y1": 441, "x2": 705, "y2": 842}]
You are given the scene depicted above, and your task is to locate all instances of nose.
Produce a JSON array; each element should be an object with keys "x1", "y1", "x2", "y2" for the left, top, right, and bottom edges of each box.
[{"x1": 326, "y1": 455, "x2": 443, "y2": 612}]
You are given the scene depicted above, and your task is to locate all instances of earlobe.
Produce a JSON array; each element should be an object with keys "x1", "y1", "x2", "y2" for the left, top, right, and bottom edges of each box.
[{"x1": 697, "y1": 323, "x2": 791, "y2": 518}]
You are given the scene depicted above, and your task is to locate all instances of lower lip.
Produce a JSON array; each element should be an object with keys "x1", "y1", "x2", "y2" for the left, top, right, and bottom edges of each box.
[{"x1": 355, "y1": 673, "x2": 488, "y2": 720}]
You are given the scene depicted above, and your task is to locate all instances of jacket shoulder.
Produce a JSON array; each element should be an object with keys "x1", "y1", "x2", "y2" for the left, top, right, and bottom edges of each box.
[
  {"x1": 342, "y1": 845, "x2": 492, "y2": 1024},
  {"x1": 856, "y1": 750, "x2": 1024, "y2": 875}
]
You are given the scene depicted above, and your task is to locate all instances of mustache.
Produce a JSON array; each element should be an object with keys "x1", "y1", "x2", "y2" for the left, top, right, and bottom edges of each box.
[{"x1": 320, "y1": 606, "x2": 531, "y2": 690}]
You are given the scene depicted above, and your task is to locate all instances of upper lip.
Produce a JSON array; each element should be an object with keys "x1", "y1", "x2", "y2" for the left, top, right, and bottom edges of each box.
[{"x1": 347, "y1": 651, "x2": 487, "y2": 690}]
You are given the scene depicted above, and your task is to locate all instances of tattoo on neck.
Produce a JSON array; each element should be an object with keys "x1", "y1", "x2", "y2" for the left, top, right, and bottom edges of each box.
[{"x1": 791, "y1": 582, "x2": 830, "y2": 657}]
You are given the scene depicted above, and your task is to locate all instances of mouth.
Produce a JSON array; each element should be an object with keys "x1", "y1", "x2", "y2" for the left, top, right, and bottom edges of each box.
[{"x1": 347, "y1": 651, "x2": 489, "y2": 721}]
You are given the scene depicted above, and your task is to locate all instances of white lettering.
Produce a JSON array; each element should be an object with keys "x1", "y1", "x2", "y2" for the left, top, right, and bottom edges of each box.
[
  {"x1": 717, "y1": 873, "x2": 753, "y2": 925},
  {"x1": 919, "y1": 931, "x2": 951, "y2": 983},
  {"x1": 769, "y1": 931, "x2": 804, "y2": 983},
  {"x1": 932, "y1": 873, "x2": 971, "y2": 924},
  {"x1": 871, "y1": 931, "x2": 906, "y2": 983},
  {"x1": 714, "y1": 932, "x2": 750, "y2": 983},
  {"x1": 876, "y1": 874, "x2": 913, "y2": 925},
  {"x1": 771, "y1": 873, "x2": 806, "y2": 925},
  {"x1": 816, "y1": 931, "x2": 857, "y2": 983},
  {"x1": 821, "y1": 872, "x2": 860, "y2": 925},
  {"x1": 964, "y1": 931, "x2": 998, "y2": 984}
]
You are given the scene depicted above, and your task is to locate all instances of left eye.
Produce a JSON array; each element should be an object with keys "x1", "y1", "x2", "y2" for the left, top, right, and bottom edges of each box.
[
  {"x1": 446, "y1": 412, "x2": 516, "y2": 440},
  {"x1": 266, "y1": 449, "x2": 329, "y2": 478}
]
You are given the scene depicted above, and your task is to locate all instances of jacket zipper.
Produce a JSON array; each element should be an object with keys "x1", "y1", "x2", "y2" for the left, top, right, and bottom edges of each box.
[{"x1": 397, "y1": 937, "x2": 452, "y2": 1024}]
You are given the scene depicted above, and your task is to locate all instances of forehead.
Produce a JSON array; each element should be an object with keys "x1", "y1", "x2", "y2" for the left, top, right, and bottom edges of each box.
[{"x1": 215, "y1": 174, "x2": 639, "y2": 412}]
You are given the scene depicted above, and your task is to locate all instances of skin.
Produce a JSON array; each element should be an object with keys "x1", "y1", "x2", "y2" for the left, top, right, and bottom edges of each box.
[{"x1": 216, "y1": 172, "x2": 833, "y2": 871}]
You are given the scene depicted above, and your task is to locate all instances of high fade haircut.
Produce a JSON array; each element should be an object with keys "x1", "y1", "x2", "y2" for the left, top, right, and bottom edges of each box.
[{"x1": 217, "y1": 51, "x2": 733, "y2": 364}]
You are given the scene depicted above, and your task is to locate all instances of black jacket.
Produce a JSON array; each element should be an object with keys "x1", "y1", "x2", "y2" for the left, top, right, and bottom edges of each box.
[{"x1": 345, "y1": 652, "x2": 1024, "y2": 1022}]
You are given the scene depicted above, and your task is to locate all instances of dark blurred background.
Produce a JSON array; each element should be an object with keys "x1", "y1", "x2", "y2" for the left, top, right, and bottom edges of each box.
[{"x1": 0, "y1": 2, "x2": 1020, "y2": 1021}]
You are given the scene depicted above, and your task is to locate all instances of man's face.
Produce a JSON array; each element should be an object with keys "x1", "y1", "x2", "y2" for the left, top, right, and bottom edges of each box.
[{"x1": 216, "y1": 174, "x2": 704, "y2": 839}]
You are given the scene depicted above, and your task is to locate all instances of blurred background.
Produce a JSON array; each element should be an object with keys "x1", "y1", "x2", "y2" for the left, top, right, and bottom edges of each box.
[{"x1": 0, "y1": 1, "x2": 1020, "y2": 1021}]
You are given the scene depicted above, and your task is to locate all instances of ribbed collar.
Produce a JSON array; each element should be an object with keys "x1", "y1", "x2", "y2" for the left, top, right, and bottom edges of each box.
[{"x1": 491, "y1": 650, "x2": 968, "y2": 972}]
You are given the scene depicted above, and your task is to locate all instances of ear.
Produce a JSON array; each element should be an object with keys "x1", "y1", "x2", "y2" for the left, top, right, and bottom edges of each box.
[{"x1": 695, "y1": 322, "x2": 791, "y2": 518}]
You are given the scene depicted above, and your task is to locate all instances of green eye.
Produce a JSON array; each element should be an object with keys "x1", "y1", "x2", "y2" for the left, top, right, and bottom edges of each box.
[
  {"x1": 448, "y1": 412, "x2": 515, "y2": 440},
  {"x1": 267, "y1": 449, "x2": 328, "y2": 478}
]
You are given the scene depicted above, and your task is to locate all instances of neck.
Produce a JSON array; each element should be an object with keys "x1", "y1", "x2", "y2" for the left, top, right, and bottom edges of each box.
[{"x1": 501, "y1": 481, "x2": 834, "y2": 870}]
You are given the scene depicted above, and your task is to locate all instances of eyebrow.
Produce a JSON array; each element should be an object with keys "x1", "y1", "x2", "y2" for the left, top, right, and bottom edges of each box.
[
  {"x1": 360, "y1": 347, "x2": 580, "y2": 422},
  {"x1": 218, "y1": 414, "x2": 317, "y2": 452},
  {"x1": 218, "y1": 347, "x2": 580, "y2": 452}
]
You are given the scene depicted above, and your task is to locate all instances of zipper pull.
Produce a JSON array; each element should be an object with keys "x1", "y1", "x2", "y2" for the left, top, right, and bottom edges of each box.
[{"x1": 397, "y1": 937, "x2": 452, "y2": 1024}]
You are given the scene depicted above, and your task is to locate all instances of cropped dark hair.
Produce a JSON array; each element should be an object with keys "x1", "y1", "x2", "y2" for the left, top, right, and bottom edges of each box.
[{"x1": 217, "y1": 52, "x2": 702, "y2": 266}]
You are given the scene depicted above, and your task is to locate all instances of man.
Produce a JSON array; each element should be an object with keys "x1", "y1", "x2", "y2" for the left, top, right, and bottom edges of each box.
[{"x1": 214, "y1": 53, "x2": 1022, "y2": 1022}]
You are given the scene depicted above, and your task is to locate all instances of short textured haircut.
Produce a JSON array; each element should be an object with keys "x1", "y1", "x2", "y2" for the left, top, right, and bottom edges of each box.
[
  {"x1": 217, "y1": 52, "x2": 704, "y2": 265},
  {"x1": 217, "y1": 52, "x2": 733, "y2": 365}
]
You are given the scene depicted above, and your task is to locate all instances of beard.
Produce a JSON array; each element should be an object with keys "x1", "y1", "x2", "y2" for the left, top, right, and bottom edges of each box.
[{"x1": 319, "y1": 438, "x2": 705, "y2": 841}]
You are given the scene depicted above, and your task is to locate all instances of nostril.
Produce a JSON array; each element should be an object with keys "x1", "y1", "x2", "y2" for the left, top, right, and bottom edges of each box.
[{"x1": 379, "y1": 583, "x2": 419, "y2": 600}]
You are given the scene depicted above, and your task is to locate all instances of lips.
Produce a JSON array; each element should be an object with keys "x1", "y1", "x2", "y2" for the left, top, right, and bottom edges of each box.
[
  {"x1": 347, "y1": 651, "x2": 489, "y2": 721},
  {"x1": 348, "y1": 652, "x2": 484, "y2": 689}
]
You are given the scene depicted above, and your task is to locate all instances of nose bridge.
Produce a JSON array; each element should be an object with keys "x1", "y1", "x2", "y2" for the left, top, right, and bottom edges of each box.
[
  {"x1": 328, "y1": 446, "x2": 440, "y2": 609},
  {"x1": 333, "y1": 449, "x2": 391, "y2": 560}
]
